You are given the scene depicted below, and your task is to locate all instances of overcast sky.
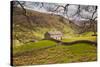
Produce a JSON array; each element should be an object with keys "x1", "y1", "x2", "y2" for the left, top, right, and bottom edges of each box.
[{"x1": 19, "y1": 1, "x2": 97, "y2": 21}]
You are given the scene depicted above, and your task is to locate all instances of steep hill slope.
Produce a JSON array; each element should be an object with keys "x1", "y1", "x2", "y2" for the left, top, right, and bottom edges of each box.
[{"x1": 12, "y1": 7, "x2": 74, "y2": 44}]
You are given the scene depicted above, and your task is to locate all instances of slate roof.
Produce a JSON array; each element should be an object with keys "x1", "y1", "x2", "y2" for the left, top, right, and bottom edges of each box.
[{"x1": 46, "y1": 31, "x2": 62, "y2": 35}]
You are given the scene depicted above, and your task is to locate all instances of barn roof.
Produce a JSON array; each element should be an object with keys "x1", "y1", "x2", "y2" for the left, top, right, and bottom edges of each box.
[{"x1": 46, "y1": 31, "x2": 62, "y2": 35}]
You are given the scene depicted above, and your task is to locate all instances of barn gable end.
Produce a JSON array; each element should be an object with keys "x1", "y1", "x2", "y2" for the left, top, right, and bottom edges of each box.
[{"x1": 44, "y1": 31, "x2": 63, "y2": 40}]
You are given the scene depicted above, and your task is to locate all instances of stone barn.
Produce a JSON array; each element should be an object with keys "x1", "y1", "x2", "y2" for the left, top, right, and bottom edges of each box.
[{"x1": 44, "y1": 31, "x2": 63, "y2": 40}]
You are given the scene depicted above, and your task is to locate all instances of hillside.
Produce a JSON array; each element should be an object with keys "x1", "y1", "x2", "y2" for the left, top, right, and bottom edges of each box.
[
  {"x1": 12, "y1": 7, "x2": 97, "y2": 45},
  {"x1": 12, "y1": 7, "x2": 74, "y2": 44}
]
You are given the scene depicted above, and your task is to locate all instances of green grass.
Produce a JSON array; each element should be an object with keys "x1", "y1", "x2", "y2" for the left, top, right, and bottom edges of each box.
[
  {"x1": 12, "y1": 32, "x2": 97, "y2": 65},
  {"x1": 13, "y1": 43, "x2": 97, "y2": 66},
  {"x1": 62, "y1": 36, "x2": 96, "y2": 42},
  {"x1": 13, "y1": 40, "x2": 57, "y2": 54}
]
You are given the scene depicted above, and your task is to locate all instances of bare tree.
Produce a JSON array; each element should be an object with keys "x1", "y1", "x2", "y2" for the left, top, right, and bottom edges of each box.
[
  {"x1": 12, "y1": 1, "x2": 97, "y2": 35},
  {"x1": 76, "y1": 5, "x2": 97, "y2": 35},
  {"x1": 51, "y1": 4, "x2": 97, "y2": 35},
  {"x1": 12, "y1": 1, "x2": 35, "y2": 29}
]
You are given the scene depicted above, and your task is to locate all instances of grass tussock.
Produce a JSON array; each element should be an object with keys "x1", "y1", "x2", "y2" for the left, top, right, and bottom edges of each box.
[{"x1": 13, "y1": 43, "x2": 97, "y2": 66}]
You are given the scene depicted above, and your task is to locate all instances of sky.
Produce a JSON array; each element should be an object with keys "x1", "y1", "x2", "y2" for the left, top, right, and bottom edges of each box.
[{"x1": 18, "y1": 1, "x2": 97, "y2": 21}]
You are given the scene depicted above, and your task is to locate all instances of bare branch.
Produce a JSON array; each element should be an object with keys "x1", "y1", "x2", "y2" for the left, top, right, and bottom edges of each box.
[
  {"x1": 92, "y1": 6, "x2": 97, "y2": 19},
  {"x1": 40, "y1": 2, "x2": 44, "y2": 8}
]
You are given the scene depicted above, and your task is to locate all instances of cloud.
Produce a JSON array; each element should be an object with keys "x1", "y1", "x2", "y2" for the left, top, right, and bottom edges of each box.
[{"x1": 22, "y1": 1, "x2": 97, "y2": 20}]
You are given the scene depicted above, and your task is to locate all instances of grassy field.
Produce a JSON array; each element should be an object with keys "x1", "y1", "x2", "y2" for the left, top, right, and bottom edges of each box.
[
  {"x1": 13, "y1": 40, "x2": 57, "y2": 54},
  {"x1": 62, "y1": 36, "x2": 96, "y2": 42},
  {"x1": 12, "y1": 36, "x2": 97, "y2": 66},
  {"x1": 13, "y1": 42, "x2": 97, "y2": 66}
]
